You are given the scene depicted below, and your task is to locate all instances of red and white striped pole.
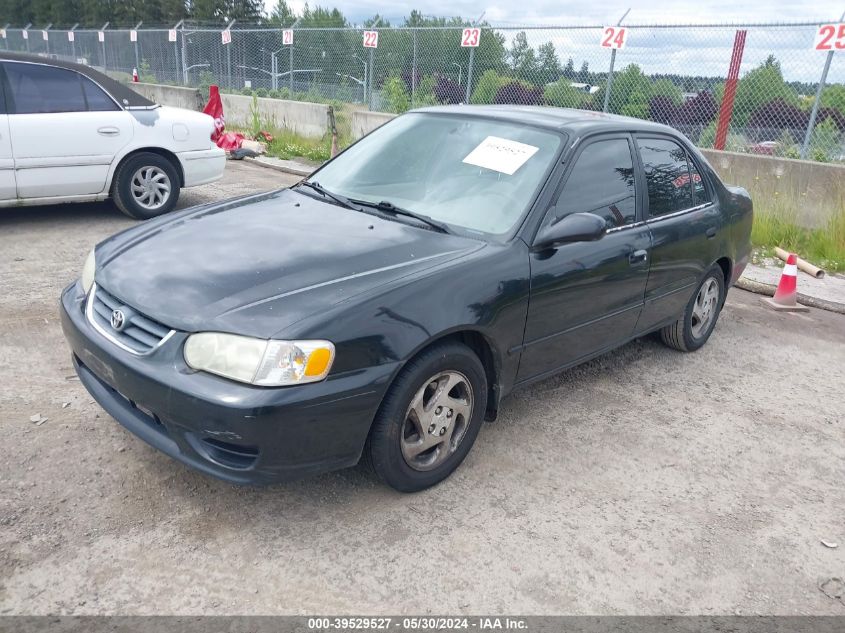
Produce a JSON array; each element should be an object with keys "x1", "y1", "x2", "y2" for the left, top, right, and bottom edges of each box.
[{"x1": 714, "y1": 30, "x2": 747, "y2": 151}]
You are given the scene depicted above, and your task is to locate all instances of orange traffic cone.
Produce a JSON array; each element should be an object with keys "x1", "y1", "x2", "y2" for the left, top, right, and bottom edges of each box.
[
  {"x1": 132, "y1": 67, "x2": 139, "y2": 83},
  {"x1": 762, "y1": 252, "x2": 809, "y2": 312}
]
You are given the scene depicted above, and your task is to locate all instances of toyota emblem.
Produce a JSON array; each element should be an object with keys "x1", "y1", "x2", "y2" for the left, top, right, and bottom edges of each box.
[{"x1": 111, "y1": 309, "x2": 126, "y2": 331}]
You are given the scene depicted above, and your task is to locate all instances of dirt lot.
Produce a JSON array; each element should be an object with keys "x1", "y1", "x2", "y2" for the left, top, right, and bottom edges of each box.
[{"x1": 1, "y1": 161, "x2": 844, "y2": 616}]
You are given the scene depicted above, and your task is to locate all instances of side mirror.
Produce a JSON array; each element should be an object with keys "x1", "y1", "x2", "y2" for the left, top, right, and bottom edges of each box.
[{"x1": 533, "y1": 211, "x2": 607, "y2": 249}]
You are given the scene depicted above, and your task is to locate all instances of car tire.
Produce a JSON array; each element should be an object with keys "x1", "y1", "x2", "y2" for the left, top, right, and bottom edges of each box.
[
  {"x1": 660, "y1": 265, "x2": 726, "y2": 352},
  {"x1": 364, "y1": 342, "x2": 488, "y2": 492},
  {"x1": 112, "y1": 152, "x2": 181, "y2": 220}
]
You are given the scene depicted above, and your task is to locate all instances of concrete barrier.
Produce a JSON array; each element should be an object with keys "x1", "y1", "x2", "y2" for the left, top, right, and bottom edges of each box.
[
  {"x1": 130, "y1": 83, "x2": 205, "y2": 111},
  {"x1": 701, "y1": 149, "x2": 844, "y2": 228},
  {"x1": 128, "y1": 84, "x2": 330, "y2": 139},
  {"x1": 352, "y1": 110, "x2": 397, "y2": 139}
]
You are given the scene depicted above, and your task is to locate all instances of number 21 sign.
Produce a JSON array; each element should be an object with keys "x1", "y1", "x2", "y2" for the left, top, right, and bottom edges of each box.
[
  {"x1": 600, "y1": 26, "x2": 628, "y2": 49},
  {"x1": 814, "y1": 23, "x2": 845, "y2": 50}
]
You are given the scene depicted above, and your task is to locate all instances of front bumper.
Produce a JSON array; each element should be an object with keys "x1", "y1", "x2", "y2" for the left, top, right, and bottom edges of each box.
[
  {"x1": 60, "y1": 281, "x2": 398, "y2": 485},
  {"x1": 177, "y1": 147, "x2": 226, "y2": 188}
]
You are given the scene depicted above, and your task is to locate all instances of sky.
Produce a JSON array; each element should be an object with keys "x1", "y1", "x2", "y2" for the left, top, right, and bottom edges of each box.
[
  {"x1": 263, "y1": 1, "x2": 845, "y2": 83},
  {"x1": 266, "y1": 0, "x2": 843, "y2": 26}
]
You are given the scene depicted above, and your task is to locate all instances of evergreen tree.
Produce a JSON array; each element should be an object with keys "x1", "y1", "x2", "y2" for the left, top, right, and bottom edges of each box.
[{"x1": 536, "y1": 41, "x2": 562, "y2": 85}]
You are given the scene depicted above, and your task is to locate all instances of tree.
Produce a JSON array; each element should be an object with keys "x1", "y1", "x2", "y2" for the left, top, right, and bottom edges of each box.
[
  {"x1": 268, "y1": 0, "x2": 296, "y2": 25},
  {"x1": 470, "y1": 70, "x2": 505, "y2": 104},
  {"x1": 732, "y1": 55, "x2": 798, "y2": 126},
  {"x1": 508, "y1": 32, "x2": 538, "y2": 84},
  {"x1": 650, "y1": 78, "x2": 682, "y2": 105},
  {"x1": 577, "y1": 61, "x2": 590, "y2": 84},
  {"x1": 563, "y1": 57, "x2": 575, "y2": 80},
  {"x1": 544, "y1": 79, "x2": 586, "y2": 109},
  {"x1": 594, "y1": 63, "x2": 650, "y2": 115},
  {"x1": 536, "y1": 41, "x2": 562, "y2": 85},
  {"x1": 821, "y1": 84, "x2": 845, "y2": 116},
  {"x1": 494, "y1": 80, "x2": 542, "y2": 105}
]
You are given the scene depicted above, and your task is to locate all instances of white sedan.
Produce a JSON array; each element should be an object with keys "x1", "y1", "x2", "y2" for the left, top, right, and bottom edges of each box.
[{"x1": 0, "y1": 52, "x2": 225, "y2": 219}]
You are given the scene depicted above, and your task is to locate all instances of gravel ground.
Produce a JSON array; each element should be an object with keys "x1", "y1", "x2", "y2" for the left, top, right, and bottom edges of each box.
[{"x1": 1, "y1": 161, "x2": 844, "y2": 616}]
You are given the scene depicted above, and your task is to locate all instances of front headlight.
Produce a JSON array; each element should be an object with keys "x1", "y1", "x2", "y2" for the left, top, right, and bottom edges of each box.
[
  {"x1": 81, "y1": 248, "x2": 96, "y2": 294},
  {"x1": 184, "y1": 332, "x2": 335, "y2": 386}
]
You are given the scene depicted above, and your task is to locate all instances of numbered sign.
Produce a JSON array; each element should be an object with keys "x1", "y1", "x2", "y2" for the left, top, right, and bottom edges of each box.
[
  {"x1": 283, "y1": 29, "x2": 293, "y2": 45},
  {"x1": 42, "y1": 30, "x2": 49, "y2": 41},
  {"x1": 168, "y1": 29, "x2": 177, "y2": 42},
  {"x1": 221, "y1": 29, "x2": 232, "y2": 45},
  {"x1": 814, "y1": 23, "x2": 845, "y2": 50},
  {"x1": 363, "y1": 30, "x2": 378, "y2": 48},
  {"x1": 68, "y1": 31, "x2": 75, "y2": 42},
  {"x1": 600, "y1": 26, "x2": 628, "y2": 49},
  {"x1": 461, "y1": 27, "x2": 480, "y2": 47},
  {"x1": 0, "y1": 29, "x2": 6, "y2": 39},
  {"x1": 22, "y1": 30, "x2": 28, "y2": 40},
  {"x1": 130, "y1": 30, "x2": 137, "y2": 42},
  {"x1": 98, "y1": 31, "x2": 105, "y2": 43}
]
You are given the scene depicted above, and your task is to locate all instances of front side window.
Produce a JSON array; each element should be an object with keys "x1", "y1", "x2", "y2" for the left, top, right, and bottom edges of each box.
[
  {"x1": 636, "y1": 138, "x2": 694, "y2": 217},
  {"x1": 546, "y1": 138, "x2": 636, "y2": 230},
  {"x1": 308, "y1": 113, "x2": 563, "y2": 236},
  {"x1": 4, "y1": 62, "x2": 87, "y2": 114}
]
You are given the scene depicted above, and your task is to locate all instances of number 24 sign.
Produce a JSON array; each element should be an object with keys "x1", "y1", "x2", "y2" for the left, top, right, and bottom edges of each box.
[
  {"x1": 814, "y1": 23, "x2": 845, "y2": 50},
  {"x1": 600, "y1": 26, "x2": 628, "y2": 49}
]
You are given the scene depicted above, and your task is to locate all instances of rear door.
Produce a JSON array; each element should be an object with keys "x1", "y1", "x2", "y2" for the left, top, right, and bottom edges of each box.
[
  {"x1": 2, "y1": 61, "x2": 133, "y2": 198},
  {"x1": 0, "y1": 73, "x2": 14, "y2": 200},
  {"x1": 517, "y1": 134, "x2": 651, "y2": 383},
  {"x1": 633, "y1": 135, "x2": 721, "y2": 333}
]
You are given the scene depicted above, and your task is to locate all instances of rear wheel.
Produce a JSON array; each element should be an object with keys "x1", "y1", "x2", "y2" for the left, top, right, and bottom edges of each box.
[
  {"x1": 112, "y1": 152, "x2": 180, "y2": 220},
  {"x1": 660, "y1": 265, "x2": 725, "y2": 352},
  {"x1": 365, "y1": 342, "x2": 488, "y2": 492}
]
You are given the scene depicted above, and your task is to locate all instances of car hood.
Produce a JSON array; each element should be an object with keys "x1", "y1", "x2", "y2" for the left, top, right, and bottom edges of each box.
[{"x1": 96, "y1": 189, "x2": 483, "y2": 338}]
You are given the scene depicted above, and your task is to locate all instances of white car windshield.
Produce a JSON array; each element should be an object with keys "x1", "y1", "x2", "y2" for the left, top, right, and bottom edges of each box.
[{"x1": 309, "y1": 112, "x2": 563, "y2": 236}]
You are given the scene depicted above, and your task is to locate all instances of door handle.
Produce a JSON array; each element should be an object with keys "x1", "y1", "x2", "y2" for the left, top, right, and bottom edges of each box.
[
  {"x1": 629, "y1": 249, "x2": 648, "y2": 265},
  {"x1": 706, "y1": 227, "x2": 718, "y2": 239},
  {"x1": 98, "y1": 127, "x2": 120, "y2": 136}
]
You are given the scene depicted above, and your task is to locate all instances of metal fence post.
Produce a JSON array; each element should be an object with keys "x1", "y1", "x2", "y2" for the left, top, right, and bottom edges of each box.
[
  {"x1": 226, "y1": 20, "x2": 236, "y2": 89},
  {"x1": 43, "y1": 23, "x2": 51, "y2": 56},
  {"x1": 290, "y1": 18, "x2": 300, "y2": 94},
  {"x1": 133, "y1": 21, "x2": 142, "y2": 72},
  {"x1": 70, "y1": 23, "x2": 78, "y2": 60},
  {"x1": 412, "y1": 28, "x2": 417, "y2": 107},
  {"x1": 464, "y1": 11, "x2": 485, "y2": 103},
  {"x1": 172, "y1": 20, "x2": 183, "y2": 84},
  {"x1": 24, "y1": 23, "x2": 30, "y2": 53},
  {"x1": 801, "y1": 10, "x2": 845, "y2": 159},
  {"x1": 602, "y1": 8, "x2": 630, "y2": 113},
  {"x1": 180, "y1": 24, "x2": 187, "y2": 84},
  {"x1": 100, "y1": 22, "x2": 108, "y2": 69}
]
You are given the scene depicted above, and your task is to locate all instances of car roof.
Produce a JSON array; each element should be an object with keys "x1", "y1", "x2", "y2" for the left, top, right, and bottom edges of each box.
[
  {"x1": 412, "y1": 104, "x2": 681, "y2": 138},
  {"x1": 0, "y1": 51, "x2": 156, "y2": 109}
]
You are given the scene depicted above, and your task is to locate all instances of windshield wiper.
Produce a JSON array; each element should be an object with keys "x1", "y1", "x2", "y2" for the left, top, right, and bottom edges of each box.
[
  {"x1": 351, "y1": 199, "x2": 451, "y2": 234},
  {"x1": 294, "y1": 180, "x2": 360, "y2": 211}
]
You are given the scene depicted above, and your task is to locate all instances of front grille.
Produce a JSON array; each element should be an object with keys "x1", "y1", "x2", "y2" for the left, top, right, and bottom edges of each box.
[{"x1": 87, "y1": 284, "x2": 174, "y2": 354}]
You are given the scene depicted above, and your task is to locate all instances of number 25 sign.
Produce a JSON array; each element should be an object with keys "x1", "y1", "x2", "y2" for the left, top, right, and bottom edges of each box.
[
  {"x1": 461, "y1": 27, "x2": 480, "y2": 47},
  {"x1": 600, "y1": 26, "x2": 628, "y2": 49},
  {"x1": 363, "y1": 31, "x2": 378, "y2": 48},
  {"x1": 814, "y1": 23, "x2": 845, "y2": 50}
]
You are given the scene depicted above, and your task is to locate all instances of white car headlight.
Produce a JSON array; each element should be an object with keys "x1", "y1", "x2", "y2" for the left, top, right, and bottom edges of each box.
[
  {"x1": 81, "y1": 248, "x2": 96, "y2": 294},
  {"x1": 184, "y1": 332, "x2": 335, "y2": 386}
]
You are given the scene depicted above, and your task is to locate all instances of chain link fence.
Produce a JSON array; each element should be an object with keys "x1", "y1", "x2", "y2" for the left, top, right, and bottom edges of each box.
[{"x1": 1, "y1": 21, "x2": 843, "y2": 162}]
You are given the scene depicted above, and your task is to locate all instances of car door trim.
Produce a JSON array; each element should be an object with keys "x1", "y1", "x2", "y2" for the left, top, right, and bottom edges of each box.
[{"x1": 645, "y1": 202, "x2": 714, "y2": 224}]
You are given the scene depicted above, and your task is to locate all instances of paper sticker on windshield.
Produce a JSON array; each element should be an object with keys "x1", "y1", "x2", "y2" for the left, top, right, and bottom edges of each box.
[{"x1": 463, "y1": 136, "x2": 539, "y2": 175}]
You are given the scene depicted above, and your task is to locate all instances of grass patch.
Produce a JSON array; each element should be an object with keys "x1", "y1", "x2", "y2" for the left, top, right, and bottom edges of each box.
[{"x1": 751, "y1": 203, "x2": 845, "y2": 272}]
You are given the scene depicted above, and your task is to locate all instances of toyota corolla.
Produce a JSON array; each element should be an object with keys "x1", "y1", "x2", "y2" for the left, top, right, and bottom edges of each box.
[{"x1": 60, "y1": 105, "x2": 752, "y2": 492}]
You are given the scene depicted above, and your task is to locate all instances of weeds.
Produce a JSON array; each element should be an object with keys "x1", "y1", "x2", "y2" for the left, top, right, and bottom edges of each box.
[{"x1": 752, "y1": 203, "x2": 845, "y2": 272}]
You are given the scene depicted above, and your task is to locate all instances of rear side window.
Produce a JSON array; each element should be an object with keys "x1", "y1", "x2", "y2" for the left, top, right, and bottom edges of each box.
[
  {"x1": 636, "y1": 138, "x2": 695, "y2": 217},
  {"x1": 688, "y1": 159, "x2": 709, "y2": 205},
  {"x1": 3, "y1": 62, "x2": 115, "y2": 114},
  {"x1": 81, "y1": 76, "x2": 119, "y2": 111},
  {"x1": 549, "y1": 138, "x2": 637, "y2": 229}
]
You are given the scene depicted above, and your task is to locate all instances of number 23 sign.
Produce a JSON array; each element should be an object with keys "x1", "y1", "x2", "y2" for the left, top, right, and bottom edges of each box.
[
  {"x1": 814, "y1": 23, "x2": 845, "y2": 50},
  {"x1": 601, "y1": 26, "x2": 628, "y2": 49},
  {"x1": 461, "y1": 27, "x2": 480, "y2": 47}
]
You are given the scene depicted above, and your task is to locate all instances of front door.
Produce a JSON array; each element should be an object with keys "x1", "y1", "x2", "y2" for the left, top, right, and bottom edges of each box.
[
  {"x1": 517, "y1": 135, "x2": 651, "y2": 383},
  {"x1": 2, "y1": 60, "x2": 133, "y2": 199}
]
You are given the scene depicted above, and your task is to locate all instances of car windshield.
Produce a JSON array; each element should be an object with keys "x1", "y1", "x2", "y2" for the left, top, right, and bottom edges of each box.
[{"x1": 308, "y1": 112, "x2": 563, "y2": 236}]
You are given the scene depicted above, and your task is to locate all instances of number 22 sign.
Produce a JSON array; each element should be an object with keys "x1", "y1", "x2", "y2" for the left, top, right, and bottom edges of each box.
[
  {"x1": 363, "y1": 31, "x2": 378, "y2": 48},
  {"x1": 814, "y1": 23, "x2": 845, "y2": 50},
  {"x1": 601, "y1": 26, "x2": 628, "y2": 49},
  {"x1": 461, "y1": 27, "x2": 480, "y2": 47}
]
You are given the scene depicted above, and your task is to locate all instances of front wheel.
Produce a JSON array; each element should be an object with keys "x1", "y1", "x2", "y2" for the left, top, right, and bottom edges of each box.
[
  {"x1": 112, "y1": 152, "x2": 181, "y2": 220},
  {"x1": 365, "y1": 342, "x2": 488, "y2": 492},
  {"x1": 660, "y1": 265, "x2": 726, "y2": 352}
]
